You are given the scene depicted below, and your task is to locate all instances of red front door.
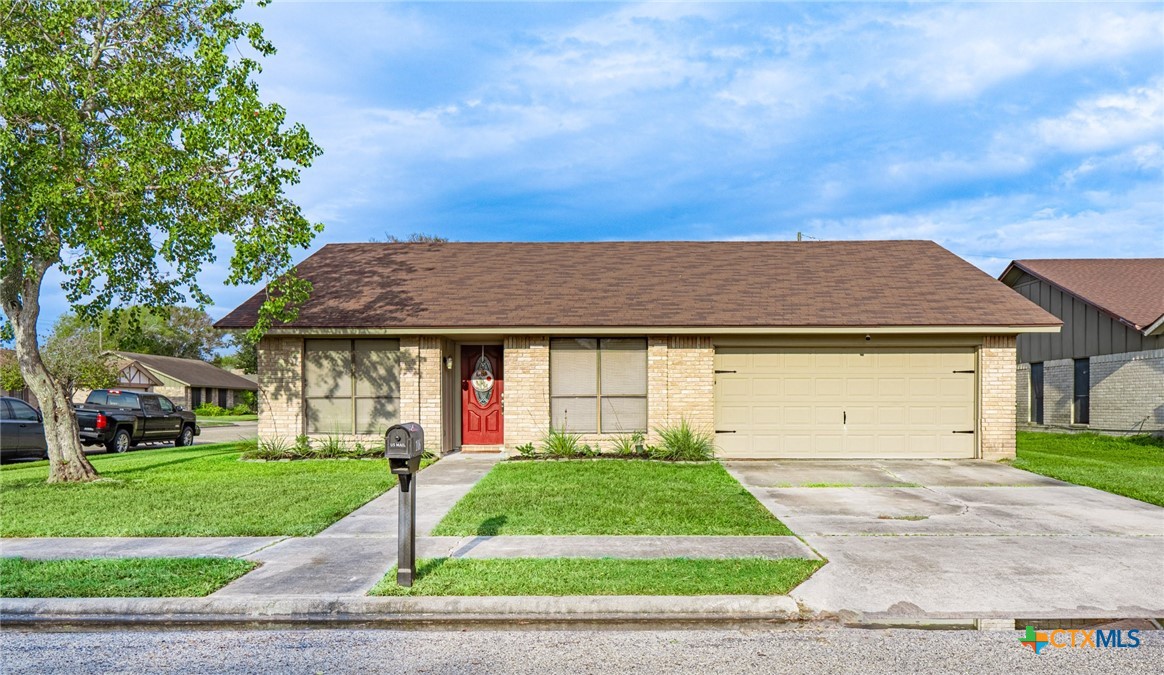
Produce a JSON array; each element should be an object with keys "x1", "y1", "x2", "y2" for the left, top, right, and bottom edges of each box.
[{"x1": 462, "y1": 345, "x2": 503, "y2": 445}]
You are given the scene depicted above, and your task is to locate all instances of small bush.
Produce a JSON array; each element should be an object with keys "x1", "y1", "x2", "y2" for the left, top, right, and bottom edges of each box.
[
  {"x1": 194, "y1": 403, "x2": 228, "y2": 417},
  {"x1": 610, "y1": 431, "x2": 646, "y2": 457},
  {"x1": 652, "y1": 419, "x2": 715, "y2": 461},
  {"x1": 515, "y1": 442, "x2": 536, "y2": 457},
  {"x1": 540, "y1": 426, "x2": 582, "y2": 458},
  {"x1": 228, "y1": 403, "x2": 252, "y2": 415},
  {"x1": 314, "y1": 433, "x2": 349, "y2": 458}
]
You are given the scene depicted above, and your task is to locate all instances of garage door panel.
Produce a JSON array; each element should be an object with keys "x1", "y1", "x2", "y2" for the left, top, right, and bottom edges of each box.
[{"x1": 715, "y1": 347, "x2": 976, "y2": 459}]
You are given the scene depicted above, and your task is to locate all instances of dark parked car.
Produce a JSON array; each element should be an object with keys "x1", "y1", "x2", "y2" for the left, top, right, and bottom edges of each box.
[
  {"x1": 75, "y1": 390, "x2": 200, "y2": 453},
  {"x1": 0, "y1": 396, "x2": 49, "y2": 463}
]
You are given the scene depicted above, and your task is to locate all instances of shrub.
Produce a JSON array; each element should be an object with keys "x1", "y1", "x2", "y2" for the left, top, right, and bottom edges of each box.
[
  {"x1": 652, "y1": 419, "x2": 715, "y2": 461},
  {"x1": 194, "y1": 403, "x2": 228, "y2": 417},
  {"x1": 242, "y1": 436, "x2": 297, "y2": 460},
  {"x1": 235, "y1": 390, "x2": 258, "y2": 412},
  {"x1": 610, "y1": 431, "x2": 646, "y2": 457},
  {"x1": 515, "y1": 442, "x2": 537, "y2": 457},
  {"x1": 228, "y1": 403, "x2": 252, "y2": 416},
  {"x1": 314, "y1": 433, "x2": 349, "y2": 458},
  {"x1": 540, "y1": 425, "x2": 582, "y2": 458}
]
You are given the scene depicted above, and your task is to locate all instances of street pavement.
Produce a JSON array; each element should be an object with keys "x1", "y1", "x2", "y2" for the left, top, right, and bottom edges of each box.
[
  {"x1": 195, "y1": 421, "x2": 257, "y2": 445},
  {"x1": 2, "y1": 626, "x2": 1160, "y2": 674}
]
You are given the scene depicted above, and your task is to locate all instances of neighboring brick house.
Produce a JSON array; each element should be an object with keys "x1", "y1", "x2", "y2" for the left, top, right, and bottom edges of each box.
[
  {"x1": 108, "y1": 351, "x2": 258, "y2": 410},
  {"x1": 1001, "y1": 259, "x2": 1164, "y2": 434},
  {"x1": 216, "y1": 241, "x2": 1059, "y2": 460}
]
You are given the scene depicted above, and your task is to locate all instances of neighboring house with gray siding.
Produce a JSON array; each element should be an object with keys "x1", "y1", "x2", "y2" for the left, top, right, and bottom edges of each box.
[{"x1": 1000, "y1": 259, "x2": 1164, "y2": 434}]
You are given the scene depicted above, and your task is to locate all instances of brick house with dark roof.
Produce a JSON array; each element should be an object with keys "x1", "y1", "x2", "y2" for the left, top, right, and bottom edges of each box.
[
  {"x1": 1000, "y1": 258, "x2": 1164, "y2": 434},
  {"x1": 218, "y1": 241, "x2": 1059, "y2": 459}
]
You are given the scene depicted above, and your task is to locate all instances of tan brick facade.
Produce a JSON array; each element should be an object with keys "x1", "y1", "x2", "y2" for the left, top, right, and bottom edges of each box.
[
  {"x1": 979, "y1": 335, "x2": 1017, "y2": 460},
  {"x1": 498, "y1": 334, "x2": 714, "y2": 449},
  {"x1": 257, "y1": 336, "x2": 305, "y2": 441},
  {"x1": 256, "y1": 333, "x2": 1016, "y2": 458},
  {"x1": 502, "y1": 335, "x2": 550, "y2": 448}
]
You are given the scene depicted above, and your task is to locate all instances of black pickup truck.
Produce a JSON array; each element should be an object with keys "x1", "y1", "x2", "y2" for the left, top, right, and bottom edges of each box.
[{"x1": 75, "y1": 390, "x2": 200, "y2": 453}]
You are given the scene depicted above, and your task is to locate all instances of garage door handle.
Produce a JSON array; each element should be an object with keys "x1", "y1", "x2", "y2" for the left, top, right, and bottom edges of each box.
[
  {"x1": 715, "y1": 430, "x2": 736, "y2": 434},
  {"x1": 953, "y1": 370, "x2": 975, "y2": 373},
  {"x1": 953, "y1": 430, "x2": 975, "y2": 434},
  {"x1": 714, "y1": 370, "x2": 737, "y2": 374}
]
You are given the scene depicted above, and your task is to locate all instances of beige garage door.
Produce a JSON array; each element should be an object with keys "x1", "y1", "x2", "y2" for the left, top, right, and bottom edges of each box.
[{"x1": 714, "y1": 348, "x2": 977, "y2": 459}]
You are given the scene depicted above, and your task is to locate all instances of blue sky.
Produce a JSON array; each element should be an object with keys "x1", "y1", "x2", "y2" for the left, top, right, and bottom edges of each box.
[{"x1": 37, "y1": 2, "x2": 1164, "y2": 331}]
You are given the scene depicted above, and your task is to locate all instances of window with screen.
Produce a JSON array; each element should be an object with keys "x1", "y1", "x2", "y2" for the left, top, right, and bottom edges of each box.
[
  {"x1": 304, "y1": 339, "x2": 401, "y2": 434},
  {"x1": 550, "y1": 338, "x2": 647, "y2": 433}
]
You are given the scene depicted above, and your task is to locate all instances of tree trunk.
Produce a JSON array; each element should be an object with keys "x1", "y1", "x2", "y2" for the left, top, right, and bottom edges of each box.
[{"x1": 5, "y1": 267, "x2": 99, "y2": 483}]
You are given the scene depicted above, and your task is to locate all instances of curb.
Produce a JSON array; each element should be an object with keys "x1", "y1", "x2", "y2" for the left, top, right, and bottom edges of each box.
[{"x1": 1, "y1": 595, "x2": 808, "y2": 630}]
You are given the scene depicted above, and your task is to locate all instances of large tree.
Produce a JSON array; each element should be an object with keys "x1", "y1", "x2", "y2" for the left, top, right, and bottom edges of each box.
[
  {"x1": 105, "y1": 305, "x2": 226, "y2": 360},
  {"x1": 1, "y1": 315, "x2": 121, "y2": 399},
  {"x1": 0, "y1": 0, "x2": 322, "y2": 482}
]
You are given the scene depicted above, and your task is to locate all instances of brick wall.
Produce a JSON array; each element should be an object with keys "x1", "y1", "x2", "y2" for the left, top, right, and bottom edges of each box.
[
  {"x1": 979, "y1": 336, "x2": 1017, "y2": 460},
  {"x1": 1023, "y1": 349, "x2": 1164, "y2": 433},
  {"x1": 498, "y1": 334, "x2": 715, "y2": 449},
  {"x1": 1091, "y1": 349, "x2": 1164, "y2": 432},
  {"x1": 662, "y1": 336, "x2": 714, "y2": 435},
  {"x1": 257, "y1": 336, "x2": 304, "y2": 441},
  {"x1": 503, "y1": 335, "x2": 550, "y2": 448}
]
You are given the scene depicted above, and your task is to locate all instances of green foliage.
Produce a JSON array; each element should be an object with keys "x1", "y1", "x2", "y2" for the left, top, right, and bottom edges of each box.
[
  {"x1": 610, "y1": 431, "x2": 646, "y2": 457},
  {"x1": 433, "y1": 461, "x2": 791, "y2": 536},
  {"x1": 105, "y1": 306, "x2": 225, "y2": 360},
  {"x1": 0, "y1": 350, "x2": 24, "y2": 392},
  {"x1": 539, "y1": 425, "x2": 583, "y2": 458},
  {"x1": 0, "y1": 0, "x2": 322, "y2": 341},
  {"x1": 194, "y1": 403, "x2": 228, "y2": 417},
  {"x1": 514, "y1": 442, "x2": 536, "y2": 457},
  {"x1": 229, "y1": 403, "x2": 252, "y2": 415},
  {"x1": 242, "y1": 434, "x2": 384, "y2": 461},
  {"x1": 652, "y1": 419, "x2": 716, "y2": 461},
  {"x1": 215, "y1": 330, "x2": 258, "y2": 374},
  {"x1": 39, "y1": 314, "x2": 120, "y2": 397},
  {"x1": 370, "y1": 557, "x2": 823, "y2": 597},
  {"x1": 1014, "y1": 432, "x2": 1164, "y2": 507},
  {"x1": 1, "y1": 557, "x2": 257, "y2": 598},
  {"x1": 370, "y1": 233, "x2": 450, "y2": 243},
  {"x1": 0, "y1": 442, "x2": 397, "y2": 537}
]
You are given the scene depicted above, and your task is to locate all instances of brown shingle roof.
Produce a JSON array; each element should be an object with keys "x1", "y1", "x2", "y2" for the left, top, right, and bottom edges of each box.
[
  {"x1": 115, "y1": 352, "x2": 258, "y2": 390},
  {"x1": 215, "y1": 241, "x2": 1059, "y2": 330},
  {"x1": 1002, "y1": 259, "x2": 1164, "y2": 331}
]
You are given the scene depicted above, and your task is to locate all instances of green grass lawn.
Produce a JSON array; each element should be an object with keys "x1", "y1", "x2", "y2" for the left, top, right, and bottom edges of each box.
[
  {"x1": 369, "y1": 557, "x2": 823, "y2": 596},
  {"x1": 1013, "y1": 432, "x2": 1164, "y2": 506},
  {"x1": 0, "y1": 557, "x2": 256, "y2": 597},
  {"x1": 0, "y1": 442, "x2": 395, "y2": 537},
  {"x1": 197, "y1": 414, "x2": 258, "y2": 427},
  {"x1": 431, "y1": 460, "x2": 791, "y2": 536}
]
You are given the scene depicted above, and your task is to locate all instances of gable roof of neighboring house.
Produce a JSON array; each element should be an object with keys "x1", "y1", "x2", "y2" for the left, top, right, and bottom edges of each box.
[
  {"x1": 216, "y1": 241, "x2": 1059, "y2": 332},
  {"x1": 114, "y1": 351, "x2": 258, "y2": 390},
  {"x1": 999, "y1": 259, "x2": 1164, "y2": 336}
]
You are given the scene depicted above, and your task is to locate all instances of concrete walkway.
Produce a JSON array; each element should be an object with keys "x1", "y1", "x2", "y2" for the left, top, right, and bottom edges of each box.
[
  {"x1": 213, "y1": 453, "x2": 501, "y2": 597},
  {"x1": 0, "y1": 537, "x2": 283, "y2": 559},
  {"x1": 724, "y1": 459, "x2": 1164, "y2": 620}
]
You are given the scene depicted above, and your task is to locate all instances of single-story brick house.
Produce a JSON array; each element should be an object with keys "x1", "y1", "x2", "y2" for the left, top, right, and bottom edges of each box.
[
  {"x1": 1000, "y1": 258, "x2": 1164, "y2": 434},
  {"x1": 107, "y1": 351, "x2": 258, "y2": 410},
  {"x1": 216, "y1": 241, "x2": 1059, "y2": 459}
]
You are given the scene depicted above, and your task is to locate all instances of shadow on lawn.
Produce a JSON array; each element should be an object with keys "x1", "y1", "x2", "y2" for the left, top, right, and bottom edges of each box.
[{"x1": 100, "y1": 448, "x2": 242, "y2": 478}]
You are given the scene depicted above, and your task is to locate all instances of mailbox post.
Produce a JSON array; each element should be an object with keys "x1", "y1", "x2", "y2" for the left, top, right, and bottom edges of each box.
[{"x1": 385, "y1": 422, "x2": 424, "y2": 587}]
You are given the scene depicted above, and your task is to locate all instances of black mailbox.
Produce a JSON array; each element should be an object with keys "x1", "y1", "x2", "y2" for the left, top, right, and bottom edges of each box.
[{"x1": 385, "y1": 422, "x2": 424, "y2": 475}]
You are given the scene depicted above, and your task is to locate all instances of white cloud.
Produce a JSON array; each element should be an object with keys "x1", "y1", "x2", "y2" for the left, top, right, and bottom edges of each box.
[{"x1": 1034, "y1": 80, "x2": 1164, "y2": 154}]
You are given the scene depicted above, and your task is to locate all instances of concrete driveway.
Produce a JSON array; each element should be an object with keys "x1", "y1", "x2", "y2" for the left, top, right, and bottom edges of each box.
[{"x1": 724, "y1": 459, "x2": 1164, "y2": 621}]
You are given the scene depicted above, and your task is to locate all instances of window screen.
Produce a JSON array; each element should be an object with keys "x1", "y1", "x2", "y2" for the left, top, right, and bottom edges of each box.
[
  {"x1": 305, "y1": 339, "x2": 401, "y2": 433},
  {"x1": 1029, "y1": 363, "x2": 1044, "y2": 425},
  {"x1": 550, "y1": 338, "x2": 647, "y2": 433}
]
